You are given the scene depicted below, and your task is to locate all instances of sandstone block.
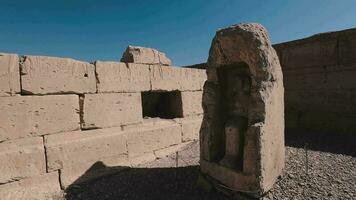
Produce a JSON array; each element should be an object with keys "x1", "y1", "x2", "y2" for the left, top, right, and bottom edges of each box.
[
  {"x1": 125, "y1": 121, "x2": 181, "y2": 158},
  {"x1": 96, "y1": 61, "x2": 150, "y2": 92},
  {"x1": 175, "y1": 116, "x2": 203, "y2": 142},
  {"x1": 81, "y1": 93, "x2": 142, "y2": 129},
  {"x1": 177, "y1": 141, "x2": 200, "y2": 167},
  {"x1": 0, "y1": 95, "x2": 80, "y2": 141},
  {"x1": 0, "y1": 53, "x2": 20, "y2": 96},
  {"x1": 0, "y1": 137, "x2": 45, "y2": 184},
  {"x1": 0, "y1": 172, "x2": 61, "y2": 200},
  {"x1": 181, "y1": 91, "x2": 203, "y2": 117},
  {"x1": 180, "y1": 68, "x2": 206, "y2": 91},
  {"x1": 45, "y1": 128, "x2": 130, "y2": 187},
  {"x1": 201, "y1": 23, "x2": 284, "y2": 196},
  {"x1": 150, "y1": 65, "x2": 181, "y2": 91},
  {"x1": 121, "y1": 45, "x2": 171, "y2": 66},
  {"x1": 21, "y1": 56, "x2": 96, "y2": 94}
]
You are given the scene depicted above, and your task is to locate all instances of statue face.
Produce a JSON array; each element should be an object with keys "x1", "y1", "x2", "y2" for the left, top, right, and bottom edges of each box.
[{"x1": 225, "y1": 71, "x2": 251, "y2": 117}]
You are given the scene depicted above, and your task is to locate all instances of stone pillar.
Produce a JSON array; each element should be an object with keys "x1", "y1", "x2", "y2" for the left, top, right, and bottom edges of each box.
[{"x1": 200, "y1": 23, "x2": 285, "y2": 196}]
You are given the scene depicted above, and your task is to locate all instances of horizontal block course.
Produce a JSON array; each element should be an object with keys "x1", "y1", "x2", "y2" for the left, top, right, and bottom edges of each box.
[
  {"x1": 0, "y1": 95, "x2": 80, "y2": 141},
  {"x1": 81, "y1": 93, "x2": 142, "y2": 129},
  {"x1": 0, "y1": 137, "x2": 45, "y2": 184},
  {"x1": 21, "y1": 56, "x2": 96, "y2": 94},
  {"x1": 0, "y1": 53, "x2": 20, "y2": 96},
  {"x1": 96, "y1": 61, "x2": 150, "y2": 93}
]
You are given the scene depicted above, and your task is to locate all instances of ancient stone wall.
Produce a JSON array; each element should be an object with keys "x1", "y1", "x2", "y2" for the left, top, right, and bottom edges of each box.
[
  {"x1": 274, "y1": 28, "x2": 356, "y2": 133},
  {"x1": 0, "y1": 52, "x2": 206, "y2": 199}
]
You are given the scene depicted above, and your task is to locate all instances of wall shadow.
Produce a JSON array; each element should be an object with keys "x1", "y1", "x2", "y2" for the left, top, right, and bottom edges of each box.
[
  {"x1": 285, "y1": 128, "x2": 356, "y2": 157},
  {"x1": 64, "y1": 162, "x2": 229, "y2": 200}
]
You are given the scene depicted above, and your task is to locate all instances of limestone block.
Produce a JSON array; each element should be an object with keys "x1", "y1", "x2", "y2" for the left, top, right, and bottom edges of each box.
[
  {"x1": 176, "y1": 116, "x2": 203, "y2": 142},
  {"x1": 125, "y1": 121, "x2": 181, "y2": 158},
  {"x1": 96, "y1": 61, "x2": 150, "y2": 92},
  {"x1": 0, "y1": 137, "x2": 45, "y2": 184},
  {"x1": 0, "y1": 53, "x2": 20, "y2": 96},
  {"x1": 150, "y1": 65, "x2": 181, "y2": 91},
  {"x1": 0, "y1": 172, "x2": 61, "y2": 200},
  {"x1": 21, "y1": 55, "x2": 96, "y2": 94},
  {"x1": 81, "y1": 93, "x2": 142, "y2": 129},
  {"x1": 180, "y1": 68, "x2": 206, "y2": 91},
  {"x1": 181, "y1": 91, "x2": 203, "y2": 117},
  {"x1": 121, "y1": 45, "x2": 171, "y2": 66},
  {"x1": 0, "y1": 95, "x2": 80, "y2": 141},
  {"x1": 45, "y1": 128, "x2": 130, "y2": 187}
]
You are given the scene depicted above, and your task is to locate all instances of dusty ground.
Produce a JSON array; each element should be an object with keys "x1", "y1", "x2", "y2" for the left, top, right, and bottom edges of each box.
[{"x1": 63, "y1": 130, "x2": 356, "y2": 200}]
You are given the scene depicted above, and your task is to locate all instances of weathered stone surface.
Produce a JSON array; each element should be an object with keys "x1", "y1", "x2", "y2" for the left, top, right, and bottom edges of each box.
[
  {"x1": 150, "y1": 65, "x2": 181, "y2": 91},
  {"x1": 81, "y1": 93, "x2": 142, "y2": 129},
  {"x1": 201, "y1": 23, "x2": 284, "y2": 196},
  {"x1": 45, "y1": 127, "x2": 129, "y2": 187},
  {"x1": 126, "y1": 120, "x2": 181, "y2": 158},
  {"x1": 174, "y1": 116, "x2": 203, "y2": 142},
  {"x1": 0, "y1": 53, "x2": 20, "y2": 96},
  {"x1": 181, "y1": 91, "x2": 203, "y2": 117},
  {"x1": 96, "y1": 61, "x2": 150, "y2": 92},
  {"x1": 0, "y1": 95, "x2": 80, "y2": 141},
  {"x1": 180, "y1": 68, "x2": 206, "y2": 91},
  {"x1": 121, "y1": 45, "x2": 171, "y2": 66},
  {"x1": 21, "y1": 56, "x2": 96, "y2": 94},
  {"x1": 177, "y1": 141, "x2": 200, "y2": 167},
  {"x1": 0, "y1": 137, "x2": 45, "y2": 184},
  {"x1": 0, "y1": 172, "x2": 61, "y2": 200}
]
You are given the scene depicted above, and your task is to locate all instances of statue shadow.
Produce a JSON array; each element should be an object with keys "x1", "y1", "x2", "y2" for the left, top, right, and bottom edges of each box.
[{"x1": 285, "y1": 128, "x2": 356, "y2": 157}]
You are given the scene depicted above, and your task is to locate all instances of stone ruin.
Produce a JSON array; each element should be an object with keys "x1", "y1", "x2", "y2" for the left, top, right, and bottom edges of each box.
[{"x1": 200, "y1": 23, "x2": 285, "y2": 196}]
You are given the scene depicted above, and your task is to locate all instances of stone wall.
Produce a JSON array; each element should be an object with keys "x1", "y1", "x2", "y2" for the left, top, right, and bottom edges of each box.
[
  {"x1": 0, "y1": 52, "x2": 206, "y2": 199},
  {"x1": 274, "y1": 28, "x2": 356, "y2": 133}
]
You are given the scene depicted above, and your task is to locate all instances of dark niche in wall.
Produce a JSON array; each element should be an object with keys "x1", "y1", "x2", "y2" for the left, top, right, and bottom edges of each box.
[{"x1": 141, "y1": 91, "x2": 183, "y2": 119}]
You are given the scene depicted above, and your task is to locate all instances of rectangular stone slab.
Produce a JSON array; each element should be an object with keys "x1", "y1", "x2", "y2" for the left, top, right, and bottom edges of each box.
[
  {"x1": 0, "y1": 172, "x2": 61, "y2": 200},
  {"x1": 125, "y1": 121, "x2": 181, "y2": 158},
  {"x1": 45, "y1": 127, "x2": 128, "y2": 172},
  {"x1": 0, "y1": 95, "x2": 80, "y2": 141},
  {"x1": 21, "y1": 55, "x2": 96, "y2": 94},
  {"x1": 0, "y1": 53, "x2": 20, "y2": 96},
  {"x1": 0, "y1": 137, "x2": 45, "y2": 184},
  {"x1": 81, "y1": 93, "x2": 142, "y2": 129},
  {"x1": 181, "y1": 91, "x2": 203, "y2": 117},
  {"x1": 174, "y1": 116, "x2": 203, "y2": 142},
  {"x1": 96, "y1": 61, "x2": 150, "y2": 93}
]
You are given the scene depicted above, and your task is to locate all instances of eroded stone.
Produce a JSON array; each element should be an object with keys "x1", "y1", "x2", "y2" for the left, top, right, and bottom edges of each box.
[{"x1": 121, "y1": 45, "x2": 171, "y2": 66}]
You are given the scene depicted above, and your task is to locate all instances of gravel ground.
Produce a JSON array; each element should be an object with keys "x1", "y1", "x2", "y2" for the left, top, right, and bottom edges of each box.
[{"x1": 63, "y1": 131, "x2": 356, "y2": 200}]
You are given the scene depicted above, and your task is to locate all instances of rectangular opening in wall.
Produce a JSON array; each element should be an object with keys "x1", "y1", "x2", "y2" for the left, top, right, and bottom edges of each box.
[{"x1": 141, "y1": 91, "x2": 183, "y2": 119}]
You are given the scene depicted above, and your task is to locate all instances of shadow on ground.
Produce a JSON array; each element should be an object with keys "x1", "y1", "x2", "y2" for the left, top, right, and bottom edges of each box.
[
  {"x1": 285, "y1": 128, "x2": 356, "y2": 156},
  {"x1": 64, "y1": 162, "x2": 229, "y2": 200}
]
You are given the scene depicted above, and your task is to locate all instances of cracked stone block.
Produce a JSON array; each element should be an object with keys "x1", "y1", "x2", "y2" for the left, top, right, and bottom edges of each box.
[
  {"x1": 175, "y1": 116, "x2": 203, "y2": 142},
  {"x1": 178, "y1": 141, "x2": 200, "y2": 167},
  {"x1": 126, "y1": 120, "x2": 181, "y2": 158},
  {"x1": 0, "y1": 53, "x2": 20, "y2": 96},
  {"x1": 150, "y1": 65, "x2": 182, "y2": 91},
  {"x1": 180, "y1": 68, "x2": 206, "y2": 91},
  {"x1": 0, "y1": 95, "x2": 80, "y2": 141},
  {"x1": 96, "y1": 61, "x2": 150, "y2": 93},
  {"x1": 121, "y1": 45, "x2": 171, "y2": 66},
  {"x1": 21, "y1": 55, "x2": 96, "y2": 94},
  {"x1": 81, "y1": 93, "x2": 142, "y2": 129},
  {"x1": 0, "y1": 137, "x2": 45, "y2": 184},
  {"x1": 0, "y1": 172, "x2": 61, "y2": 200}
]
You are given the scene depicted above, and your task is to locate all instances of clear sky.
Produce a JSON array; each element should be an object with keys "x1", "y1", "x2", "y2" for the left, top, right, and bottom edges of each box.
[{"x1": 1, "y1": 0, "x2": 355, "y2": 66}]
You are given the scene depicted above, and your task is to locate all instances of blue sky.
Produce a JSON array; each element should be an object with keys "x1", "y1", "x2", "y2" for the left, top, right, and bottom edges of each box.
[{"x1": 0, "y1": 0, "x2": 355, "y2": 66}]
